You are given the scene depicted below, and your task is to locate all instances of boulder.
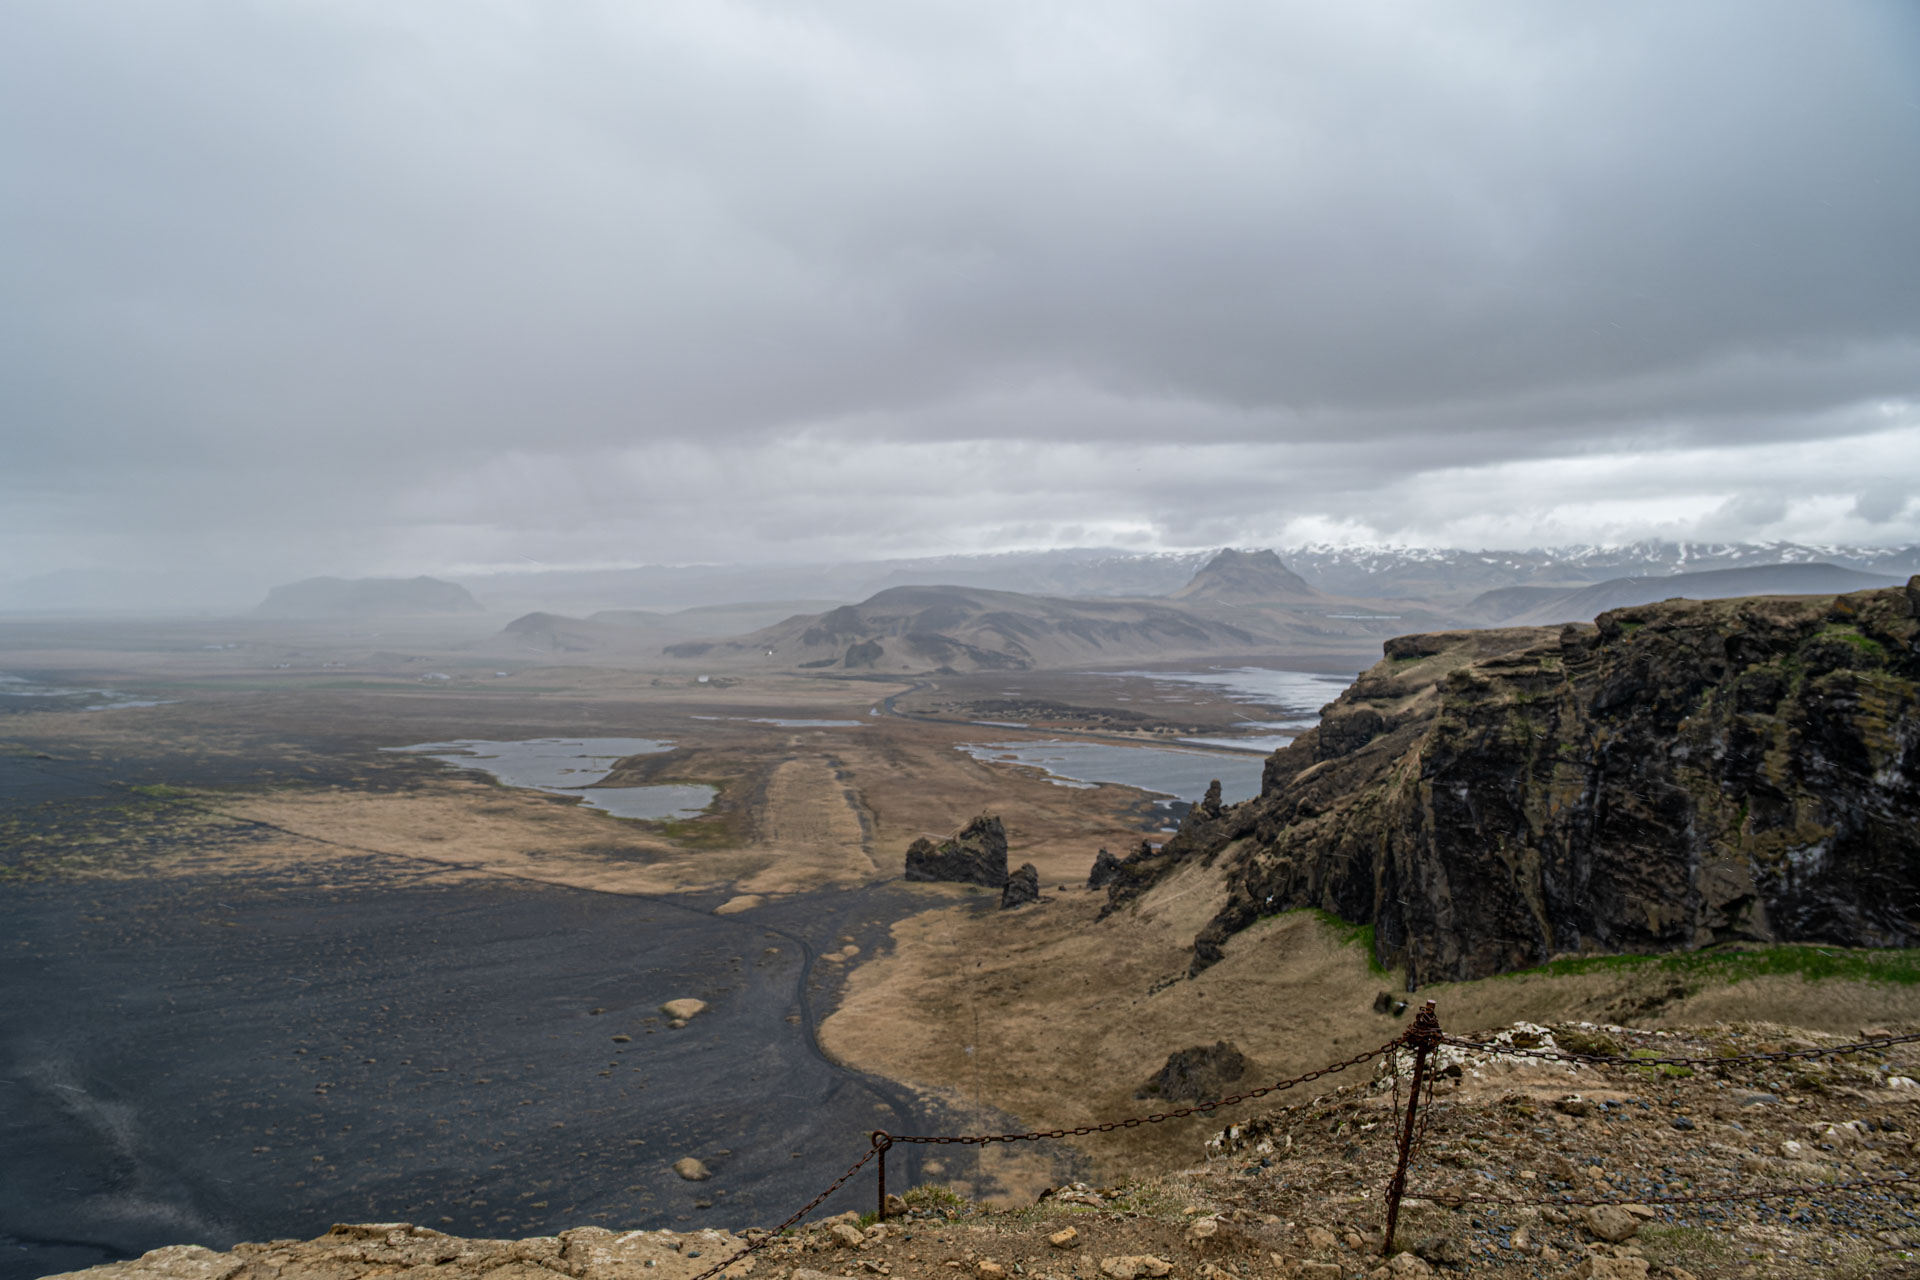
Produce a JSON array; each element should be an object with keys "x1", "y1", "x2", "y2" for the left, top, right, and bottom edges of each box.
[
  {"x1": 1138, "y1": 1040, "x2": 1251, "y2": 1102},
  {"x1": 1088, "y1": 848, "x2": 1123, "y2": 888},
  {"x1": 1581, "y1": 1205, "x2": 1641, "y2": 1242},
  {"x1": 903, "y1": 815, "x2": 1008, "y2": 887},
  {"x1": 660, "y1": 999, "x2": 707, "y2": 1021},
  {"x1": 1001, "y1": 863, "x2": 1040, "y2": 908},
  {"x1": 672, "y1": 1157, "x2": 711, "y2": 1181}
]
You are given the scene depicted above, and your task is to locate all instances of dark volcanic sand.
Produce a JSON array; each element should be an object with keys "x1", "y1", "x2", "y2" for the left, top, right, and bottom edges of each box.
[{"x1": 1, "y1": 868, "x2": 931, "y2": 1280}]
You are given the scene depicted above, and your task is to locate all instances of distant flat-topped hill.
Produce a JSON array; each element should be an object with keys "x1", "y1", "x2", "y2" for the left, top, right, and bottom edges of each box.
[
  {"x1": 254, "y1": 575, "x2": 483, "y2": 618},
  {"x1": 1470, "y1": 562, "x2": 1904, "y2": 625},
  {"x1": 487, "y1": 600, "x2": 842, "y2": 655}
]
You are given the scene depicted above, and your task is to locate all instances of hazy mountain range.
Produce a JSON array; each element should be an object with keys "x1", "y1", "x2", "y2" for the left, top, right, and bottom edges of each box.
[
  {"x1": 497, "y1": 547, "x2": 1916, "y2": 674},
  {"x1": 452, "y1": 540, "x2": 1920, "y2": 615}
]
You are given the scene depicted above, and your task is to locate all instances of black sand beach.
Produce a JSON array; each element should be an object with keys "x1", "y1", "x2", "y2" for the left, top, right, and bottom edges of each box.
[{"x1": 1, "y1": 867, "x2": 929, "y2": 1280}]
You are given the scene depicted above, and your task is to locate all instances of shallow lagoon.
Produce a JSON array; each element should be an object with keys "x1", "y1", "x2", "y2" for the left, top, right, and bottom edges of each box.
[
  {"x1": 958, "y1": 739, "x2": 1266, "y2": 804},
  {"x1": 386, "y1": 737, "x2": 715, "y2": 820},
  {"x1": 1098, "y1": 665, "x2": 1358, "y2": 751},
  {"x1": 0, "y1": 671, "x2": 174, "y2": 713}
]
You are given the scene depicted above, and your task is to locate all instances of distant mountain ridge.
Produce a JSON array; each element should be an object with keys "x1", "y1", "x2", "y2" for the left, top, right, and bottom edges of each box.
[
  {"x1": 661, "y1": 583, "x2": 1271, "y2": 673},
  {"x1": 453, "y1": 541, "x2": 1920, "y2": 615},
  {"x1": 1473, "y1": 562, "x2": 1905, "y2": 626}
]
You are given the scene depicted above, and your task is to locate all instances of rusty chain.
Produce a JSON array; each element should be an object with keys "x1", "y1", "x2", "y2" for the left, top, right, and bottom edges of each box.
[
  {"x1": 882, "y1": 1038, "x2": 1405, "y2": 1146},
  {"x1": 1438, "y1": 1030, "x2": 1920, "y2": 1069},
  {"x1": 1409, "y1": 1169, "x2": 1919, "y2": 1211},
  {"x1": 689, "y1": 1016, "x2": 1917, "y2": 1280},
  {"x1": 687, "y1": 1146, "x2": 879, "y2": 1280},
  {"x1": 689, "y1": 1035, "x2": 1405, "y2": 1280}
]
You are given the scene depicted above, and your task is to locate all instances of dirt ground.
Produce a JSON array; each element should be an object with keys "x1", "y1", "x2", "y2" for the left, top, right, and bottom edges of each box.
[{"x1": 821, "y1": 893, "x2": 1920, "y2": 1196}]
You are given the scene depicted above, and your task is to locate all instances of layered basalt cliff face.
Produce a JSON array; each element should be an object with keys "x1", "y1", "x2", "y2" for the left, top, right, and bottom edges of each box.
[{"x1": 1110, "y1": 580, "x2": 1920, "y2": 986}]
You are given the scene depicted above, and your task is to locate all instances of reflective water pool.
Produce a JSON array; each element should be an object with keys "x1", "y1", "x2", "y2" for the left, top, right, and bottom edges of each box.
[{"x1": 385, "y1": 737, "x2": 715, "y2": 820}]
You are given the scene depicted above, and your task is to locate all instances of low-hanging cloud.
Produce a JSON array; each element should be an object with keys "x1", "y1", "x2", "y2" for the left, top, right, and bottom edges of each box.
[{"x1": 3, "y1": 0, "x2": 1917, "y2": 603}]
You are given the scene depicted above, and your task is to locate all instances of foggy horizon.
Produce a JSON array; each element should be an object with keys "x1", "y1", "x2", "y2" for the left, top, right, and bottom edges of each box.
[{"x1": 6, "y1": 2, "x2": 1919, "y2": 608}]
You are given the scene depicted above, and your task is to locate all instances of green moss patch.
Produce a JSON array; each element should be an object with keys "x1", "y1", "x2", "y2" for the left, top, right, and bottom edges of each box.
[{"x1": 1504, "y1": 943, "x2": 1920, "y2": 986}]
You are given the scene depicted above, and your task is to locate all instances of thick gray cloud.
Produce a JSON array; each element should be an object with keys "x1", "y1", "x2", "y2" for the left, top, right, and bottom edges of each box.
[{"x1": 3, "y1": 0, "x2": 1918, "y2": 604}]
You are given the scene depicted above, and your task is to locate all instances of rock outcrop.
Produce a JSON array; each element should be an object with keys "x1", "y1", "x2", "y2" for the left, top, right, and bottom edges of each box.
[
  {"x1": 1111, "y1": 581, "x2": 1920, "y2": 986},
  {"x1": 1001, "y1": 862, "x2": 1040, "y2": 908},
  {"x1": 904, "y1": 815, "x2": 1009, "y2": 887},
  {"x1": 1137, "y1": 1040, "x2": 1250, "y2": 1102},
  {"x1": 1087, "y1": 848, "x2": 1123, "y2": 888}
]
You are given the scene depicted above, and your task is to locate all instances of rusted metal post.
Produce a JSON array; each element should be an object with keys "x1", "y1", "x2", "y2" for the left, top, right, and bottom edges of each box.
[
  {"x1": 1382, "y1": 1000, "x2": 1441, "y2": 1257},
  {"x1": 872, "y1": 1131, "x2": 893, "y2": 1220}
]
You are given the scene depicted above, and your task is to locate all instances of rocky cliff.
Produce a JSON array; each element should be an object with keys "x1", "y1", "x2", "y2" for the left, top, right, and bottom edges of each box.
[{"x1": 1110, "y1": 580, "x2": 1920, "y2": 986}]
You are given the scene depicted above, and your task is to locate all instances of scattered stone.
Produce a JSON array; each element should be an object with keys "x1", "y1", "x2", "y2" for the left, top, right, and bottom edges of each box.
[
  {"x1": 1048, "y1": 1228, "x2": 1081, "y2": 1250},
  {"x1": 1098, "y1": 1256, "x2": 1171, "y2": 1280},
  {"x1": 1000, "y1": 862, "x2": 1040, "y2": 909},
  {"x1": 1569, "y1": 1256, "x2": 1650, "y2": 1279},
  {"x1": 714, "y1": 896, "x2": 763, "y2": 916},
  {"x1": 1386, "y1": 1253, "x2": 1432, "y2": 1278},
  {"x1": 1303, "y1": 1226, "x2": 1339, "y2": 1252},
  {"x1": 974, "y1": 1262, "x2": 1005, "y2": 1279},
  {"x1": 883, "y1": 1194, "x2": 908, "y2": 1217},
  {"x1": 1412, "y1": 1235, "x2": 1465, "y2": 1267},
  {"x1": 1296, "y1": 1263, "x2": 1342, "y2": 1280},
  {"x1": 903, "y1": 815, "x2": 1009, "y2": 887},
  {"x1": 1372, "y1": 990, "x2": 1409, "y2": 1017},
  {"x1": 829, "y1": 1224, "x2": 865, "y2": 1249},
  {"x1": 1557, "y1": 1094, "x2": 1596, "y2": 1117},
  {"x1": 1138, "y1": 1040, "x2": 1250, "y2": 1102},
  {"x1": 611, "y1": 1035, "x2": 632, "y2": 1043},
  {"x1": 667, "y1": 1019, "x2": 688, "y2": 1029},
  {"x1": 1088, "y1": 848, "x2": 1123, "y2": 889},
  {"x1": 661, "y1": 999, "x2": 708, "y2": 1021},
  {"x1": 1580, "y1": 1205, "x2": 1640, "y2": 1243},
  {"x1": 672, "y1": 1157, "x2": 711, "y2": 1182},
  {"x1": 1186, "y1": 1217, "x2": 1218, "y2": 1241}
]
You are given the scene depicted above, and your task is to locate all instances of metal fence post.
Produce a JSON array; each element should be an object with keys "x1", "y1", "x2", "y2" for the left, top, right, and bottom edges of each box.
[
  {"x1": 872, "y1": 1131, "x2": 893, "y2": 1220},
  {"x1": 1382, "y1": 1000, "x2": 1440, "y2": 1257}
]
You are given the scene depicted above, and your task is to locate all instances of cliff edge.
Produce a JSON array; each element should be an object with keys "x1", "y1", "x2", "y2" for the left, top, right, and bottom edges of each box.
[{"x1": 1110, "y1": 579, "x2": 1920, "y2": 985}]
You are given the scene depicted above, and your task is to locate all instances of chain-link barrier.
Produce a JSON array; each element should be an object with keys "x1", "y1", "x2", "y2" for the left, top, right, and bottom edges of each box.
[
  {"x1": 881, "y1": 1038, "x2": 1403, "y2": 1147},
  {"x1": 1372, "y1": 1015, "x2": 1920, "y2": 1250},
  {"x1": 684, "y1": 1038, "x2": 1402, "y2": 1279},
  {"x1": 687, "y1": 1146, "x2": 879, "y2": 1280},
  {"x1": 691, "y1": 1004, "x2": 1919, "y2": 1273}
]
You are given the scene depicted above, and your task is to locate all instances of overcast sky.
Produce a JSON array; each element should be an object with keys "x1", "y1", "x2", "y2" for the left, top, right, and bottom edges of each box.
[{"x1": 5, "y1": 1, "x2": 1918, "y2": 604}]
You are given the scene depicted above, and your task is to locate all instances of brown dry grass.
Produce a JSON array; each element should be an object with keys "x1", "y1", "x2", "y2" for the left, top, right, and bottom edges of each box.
[{"x1": 823, "y1": 880, "x2": 1920, "y2": 1200}]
